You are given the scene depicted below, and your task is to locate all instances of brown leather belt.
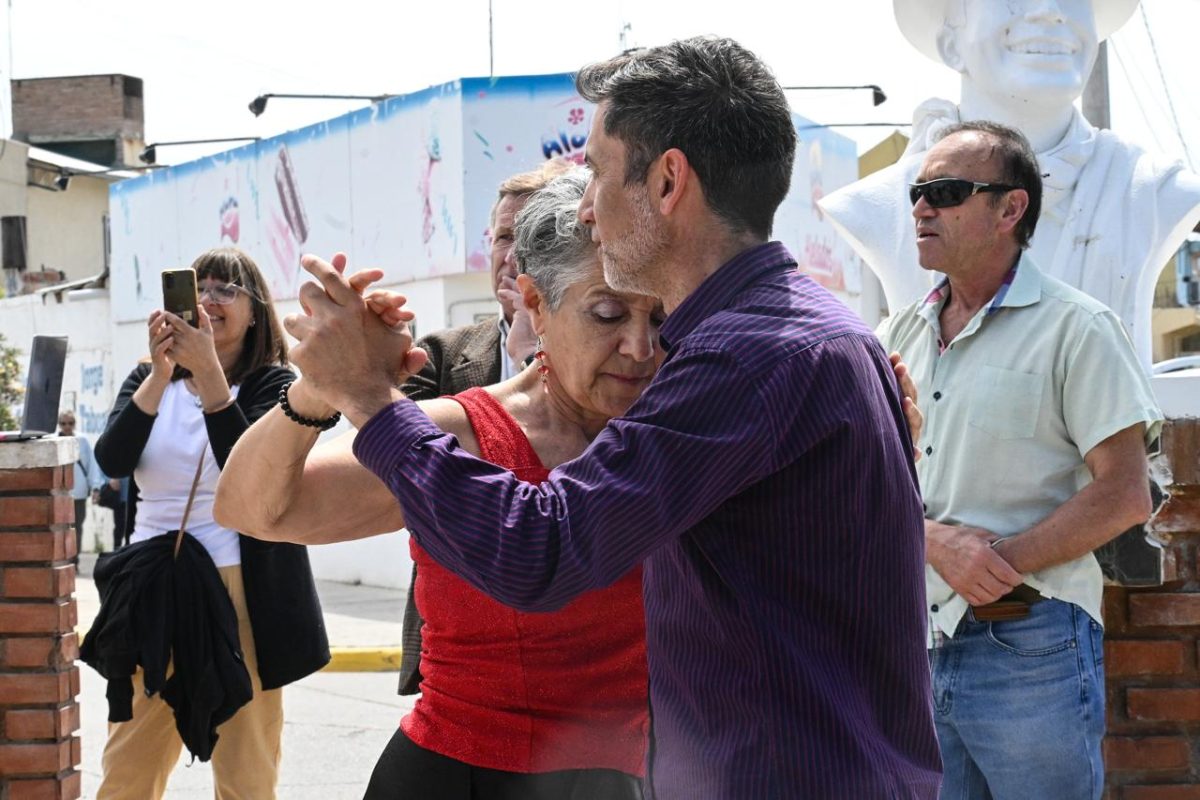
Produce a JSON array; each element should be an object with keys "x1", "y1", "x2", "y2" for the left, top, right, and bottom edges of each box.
[{"x1": 972, "y1": 584, "x2": 1045, "y2": 622}]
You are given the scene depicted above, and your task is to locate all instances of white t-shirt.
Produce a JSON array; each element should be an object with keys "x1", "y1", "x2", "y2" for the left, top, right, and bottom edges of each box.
[{"x1": 131, "y1": 380, "x2": 242, "y2": 567}]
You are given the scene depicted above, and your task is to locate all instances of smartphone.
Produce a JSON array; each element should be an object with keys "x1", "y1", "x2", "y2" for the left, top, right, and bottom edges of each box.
[{"x1": 162, "y1": 269, "x2": 199, "y2": 327}]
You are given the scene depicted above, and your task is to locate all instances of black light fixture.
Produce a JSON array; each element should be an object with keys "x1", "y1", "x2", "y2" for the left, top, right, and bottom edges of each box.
[
  {"x1": 797, "y1": 122, "x2": 910, "y2": 130},
  {"x1": 48, "y1": 164, "x2": 158, "y2": 192},
  {"x1": 783, "y1": 84, "x2": 888, "y2": 107},
  {"x1": 139, "y1": 137, "x2": 262, "y2": 165},
  {"x1": 248, "y1": 93, "x2": 394, "y2": 117}
]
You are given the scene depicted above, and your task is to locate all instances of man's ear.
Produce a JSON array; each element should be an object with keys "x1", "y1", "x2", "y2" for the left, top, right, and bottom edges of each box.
[
  {"x1": 651, "y1": 148, "x2": 691, "y2": 217},
  {"x1": 936, "y1": 24, "x2": 966, "y2": 73},
  {"x1": 999, "y1": 189, "x2": 1031, "y2": 236},
  {"x1": 515, "y1": 273, "x2": 548, "y2": 334}
]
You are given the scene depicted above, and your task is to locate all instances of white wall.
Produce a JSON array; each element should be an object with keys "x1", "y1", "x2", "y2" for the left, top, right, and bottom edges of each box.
[
  {"x1": 0, "y1": 289, "x2": 118, "y2": 552},
  {"x1": 25, "y1": 176, "x2": 109, "y2": 282}
]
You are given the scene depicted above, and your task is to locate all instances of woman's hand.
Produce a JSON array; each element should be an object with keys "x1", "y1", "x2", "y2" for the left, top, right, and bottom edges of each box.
[
  {"x1": 135, "y1": 311, "x2": 179, "y2": 415},
  {"x1": 163, "y1": 307, "x2": 222, "y2": 380},
  {"x1": 147, "y1": 310, "x2": 176, "y2": 385}
]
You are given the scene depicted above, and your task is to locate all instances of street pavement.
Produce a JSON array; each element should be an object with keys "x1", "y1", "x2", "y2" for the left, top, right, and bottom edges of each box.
[{"x1": 74, "y1": 554, "x2": 414, "y2": 799}]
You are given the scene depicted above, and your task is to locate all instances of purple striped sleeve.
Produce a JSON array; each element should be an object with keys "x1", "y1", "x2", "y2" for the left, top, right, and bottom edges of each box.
[{"x1": 353, "y1": 347, "x2": 773, "y2": 611}]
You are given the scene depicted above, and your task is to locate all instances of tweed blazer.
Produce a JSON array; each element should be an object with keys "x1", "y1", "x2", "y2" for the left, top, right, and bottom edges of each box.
[{"x1": 397, "y1": 316, "x2": 503, "y2": 694}]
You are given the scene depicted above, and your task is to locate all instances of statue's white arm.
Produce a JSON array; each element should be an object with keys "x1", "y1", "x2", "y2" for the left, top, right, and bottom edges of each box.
[{"x1": 819, "y1": 153, "x2": 935, "y2": 314}]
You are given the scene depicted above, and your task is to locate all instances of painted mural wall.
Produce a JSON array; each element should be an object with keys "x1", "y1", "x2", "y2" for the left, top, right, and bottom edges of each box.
[
  {"x1": 108, "y1": 75, "x2": 588, "y2": 324},
  {"x1": 108, "y1": 73, "x2": 869, "y2": 324}
]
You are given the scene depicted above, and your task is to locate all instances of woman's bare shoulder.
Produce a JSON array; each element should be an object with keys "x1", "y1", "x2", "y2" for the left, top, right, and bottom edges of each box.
[{"x1": 416, "y1": 397, "x2": 480, "y2": 457}]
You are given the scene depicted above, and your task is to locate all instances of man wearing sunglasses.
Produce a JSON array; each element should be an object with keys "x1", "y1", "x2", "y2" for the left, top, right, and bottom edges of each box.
[
  {"x1": 877, "y1": 120, "x2": 1162, "y2": 799},
  {"x1": 822, "y1": 0, "x2": 1200, "y2": 367}
]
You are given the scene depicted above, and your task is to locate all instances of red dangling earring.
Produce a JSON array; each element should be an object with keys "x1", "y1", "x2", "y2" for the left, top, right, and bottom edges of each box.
[{"x1": 535, "y1": 335, "x2": 549, "y2": 383}]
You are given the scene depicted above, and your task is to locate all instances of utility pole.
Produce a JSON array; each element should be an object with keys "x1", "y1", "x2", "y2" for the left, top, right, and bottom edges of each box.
[{"x1": 1082, "y1": 41, "x2": 1111, "y2": 130}]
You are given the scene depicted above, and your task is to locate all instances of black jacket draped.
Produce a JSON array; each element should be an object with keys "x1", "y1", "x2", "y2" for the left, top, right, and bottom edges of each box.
[
  {"x1": 94, "y1": 363, "x2": 330, "y2": 689},
  {"x1": 80, "y1": 533, "x2": 253, "y2": 761}
]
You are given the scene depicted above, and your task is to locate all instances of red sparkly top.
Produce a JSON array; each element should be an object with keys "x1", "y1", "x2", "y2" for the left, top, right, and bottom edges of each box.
[{"x1": 401, "y1": 387, "x2": 649, "y2": 776}]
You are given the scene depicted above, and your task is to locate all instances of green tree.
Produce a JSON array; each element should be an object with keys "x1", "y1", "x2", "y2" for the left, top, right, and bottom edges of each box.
[{"x1": 0, "y1": 333, "x2": 23, "y2": 430}]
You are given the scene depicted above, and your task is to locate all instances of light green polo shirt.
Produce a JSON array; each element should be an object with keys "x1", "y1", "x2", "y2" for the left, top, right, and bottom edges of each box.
[{"x1": 876, "y1": 255, "x2": 1163, "y2": 639}]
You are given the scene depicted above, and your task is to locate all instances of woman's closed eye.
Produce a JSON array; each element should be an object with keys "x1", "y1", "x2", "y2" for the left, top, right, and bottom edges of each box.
[{"x1": 591, "y1": 301, "x2": 629, "y2": 323}]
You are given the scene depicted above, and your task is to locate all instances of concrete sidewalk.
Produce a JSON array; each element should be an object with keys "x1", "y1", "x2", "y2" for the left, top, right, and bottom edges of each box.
[{"x1": 75, "y1": 553, "x2": 405, "y2": 672}]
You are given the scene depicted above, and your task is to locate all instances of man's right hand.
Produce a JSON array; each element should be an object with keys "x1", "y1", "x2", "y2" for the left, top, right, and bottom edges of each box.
[
  {"x1": 925, "y1": 521, "x2": 1024, "y2": 606},
  {"x1": 286, "y1": 253, "x2": 425, "y2": 426},
  {"x1": 498, "y1": 275, "x2": 537, "y2": 368}
]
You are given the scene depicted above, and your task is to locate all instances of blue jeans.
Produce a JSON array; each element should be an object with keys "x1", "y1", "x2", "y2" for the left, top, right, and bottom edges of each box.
[{"x1": 928, "y1": 599, "x2": 1105, "y2": 800}]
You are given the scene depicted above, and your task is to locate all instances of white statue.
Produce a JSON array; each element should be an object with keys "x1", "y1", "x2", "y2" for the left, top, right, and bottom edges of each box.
[{"x1": 820, "y1": 0, "x2": 1200, "y2": 366}]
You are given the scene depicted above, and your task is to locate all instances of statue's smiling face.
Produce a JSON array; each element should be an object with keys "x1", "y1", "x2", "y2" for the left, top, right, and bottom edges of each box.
[{"x1": 949, "y1": 0, "x2": 1099, "y2": 105}]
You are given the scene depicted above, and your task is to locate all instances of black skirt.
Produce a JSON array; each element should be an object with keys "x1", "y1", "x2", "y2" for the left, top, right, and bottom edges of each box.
[{"x1": 363, "y1": 727, "x2": 643, "y2": 800}]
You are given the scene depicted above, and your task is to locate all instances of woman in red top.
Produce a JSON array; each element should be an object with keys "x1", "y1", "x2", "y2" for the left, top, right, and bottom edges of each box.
[{"x1": 216, "y1": 169, "x2": 664, "y2": 799}]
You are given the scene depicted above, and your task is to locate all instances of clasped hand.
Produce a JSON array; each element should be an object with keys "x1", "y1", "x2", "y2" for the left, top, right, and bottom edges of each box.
[
  {"x1": 926, "y1": 522, "x2": 1024, "y2": 607},
  {"x1": 283, "y1": 253, "x2": 427, "y2": 424}
]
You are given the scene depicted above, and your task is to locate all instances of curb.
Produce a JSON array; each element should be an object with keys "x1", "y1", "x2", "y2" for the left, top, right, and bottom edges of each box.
[{"x1": 324, "y1": 647, "x2": 403, "y2": 673}]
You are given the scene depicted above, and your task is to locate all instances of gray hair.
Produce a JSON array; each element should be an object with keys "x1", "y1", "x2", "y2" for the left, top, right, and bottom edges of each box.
[{"x1": 512, "y1": 167, "x2": 596, "y2": 310}]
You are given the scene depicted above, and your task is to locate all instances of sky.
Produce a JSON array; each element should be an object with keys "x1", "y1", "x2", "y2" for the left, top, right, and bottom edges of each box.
[{"x1": 2, "y1": 0, "x2": 1198, "y2": 170}]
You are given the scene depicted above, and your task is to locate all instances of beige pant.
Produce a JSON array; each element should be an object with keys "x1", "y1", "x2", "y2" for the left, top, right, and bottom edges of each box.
[{"x1": 97, "y1": 564, "x2": 284, "y2": 800}]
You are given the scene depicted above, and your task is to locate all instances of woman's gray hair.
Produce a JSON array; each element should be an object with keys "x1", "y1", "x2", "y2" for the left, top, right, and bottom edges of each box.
[{"x1": 512, "y1": 167, "x2": 596, "y2": 310}]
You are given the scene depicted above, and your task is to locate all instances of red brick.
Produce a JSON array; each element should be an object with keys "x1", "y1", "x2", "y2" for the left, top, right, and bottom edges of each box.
[
  {"x1": 0, "y1": 468, "x2": 58, "y2": 492},
  {"x1": 6, "y1": 708, "x2": 53, "y2": 739},
  {"x1": 0, "y1": 496, "x2": 66, "y2": 528},
  {"x1": 2, "y1": 635, "x2": 78, "y2": 669},
  {"x1": 0, "y1": 600, "x2": 77, "y2": 634},
  {"x1": 3, "y1": 565, "x2": 75, "y2": 599},
  {"x1": 1128, "y1": 688, "x2": 1200, "y2": 722},
  {"x1": 0, "y1": 530, "x2": 74, "y2": 562},
  {"x1": 0, "y1": 672, "x2": 72, "y2": 705},
  {"x1": 1129, "y1": 594, "x2": 1200, "y2": 627},
  {"x1": 1104, "y1": 736, "x2": 1191, "y2": 772},
  {"x1": 1106, "y1": 640, "x2": 1188, "y2": 677},
  {"x1": 1105, "y1": 587, "x2": 1129, "y2": 634},
  {"x1": 1162, "y1": 420, "x2": 1200, "y2": 486},
  {"x1": 0, "y1": 740, "x2": 73, "y2": 775},
  {"x1": 1154, "y1": 490, "x2": 1200, "y2": 536},
  {"x1": 1123, "y1": 787, "x2": 1200, "y2": 800},
  {"x1": 8, "y1": 772, "x2": 81, "y2": 800},
  {"x1": 4, "y1": 704, "x2": 78, "y2": 740}
]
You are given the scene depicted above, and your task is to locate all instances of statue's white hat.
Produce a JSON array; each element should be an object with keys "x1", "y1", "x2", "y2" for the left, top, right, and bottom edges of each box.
[{"x1": 894, "y1": 0, "x2": 1140, "y2": 63}]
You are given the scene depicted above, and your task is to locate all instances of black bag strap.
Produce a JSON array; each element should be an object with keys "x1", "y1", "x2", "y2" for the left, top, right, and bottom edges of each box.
[{"x1": 173, "y1": 449, "x2": 207, "y2": 560}]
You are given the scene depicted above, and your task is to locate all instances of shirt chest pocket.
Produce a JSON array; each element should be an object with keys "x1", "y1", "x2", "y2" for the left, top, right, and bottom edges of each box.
[{"x1": 967, "y1": 365, "x2": 1045, "y2": 440}]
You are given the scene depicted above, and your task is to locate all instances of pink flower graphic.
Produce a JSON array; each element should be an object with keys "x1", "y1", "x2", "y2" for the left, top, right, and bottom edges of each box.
[{"x1": 568, "y1": 107, "x2": 585, "y2": 126}]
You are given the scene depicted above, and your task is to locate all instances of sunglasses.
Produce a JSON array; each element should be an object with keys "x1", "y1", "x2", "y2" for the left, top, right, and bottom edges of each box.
[
  {"x1": 198, "y1": 282, "x2": 253, "y2": 305},
  {"x1": 908, "y1": 178, "x2": 1018, "y2": 209}
]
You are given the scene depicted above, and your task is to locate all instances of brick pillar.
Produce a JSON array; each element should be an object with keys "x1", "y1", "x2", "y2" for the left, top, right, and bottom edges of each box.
[
  {"x1": 0, "y1": 437, "x2": 81, "y2": 800},
  {"x1": 1106, "y1": 419, "x2": 1200, "y2": 798}
]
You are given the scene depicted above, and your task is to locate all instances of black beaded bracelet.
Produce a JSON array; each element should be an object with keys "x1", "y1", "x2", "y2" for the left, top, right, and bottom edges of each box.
[{"x1": 278, "y1": 382, "x2": 342, "y2": 431}]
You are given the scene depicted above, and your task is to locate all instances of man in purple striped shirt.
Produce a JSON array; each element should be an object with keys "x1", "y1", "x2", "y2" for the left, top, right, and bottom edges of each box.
[{"x1": 287, "y1": 37, "x2": 941, "y2": 799}]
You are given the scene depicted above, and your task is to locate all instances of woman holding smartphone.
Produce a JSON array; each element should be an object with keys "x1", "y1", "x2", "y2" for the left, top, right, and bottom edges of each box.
[{"x1": 92, "y1": 247, "x2": 329, "y2": 799}]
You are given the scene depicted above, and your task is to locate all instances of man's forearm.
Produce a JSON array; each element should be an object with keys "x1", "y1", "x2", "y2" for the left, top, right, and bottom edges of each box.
[{"x1": 993, "y1": 475, "x2": 1151, "y2": 575}]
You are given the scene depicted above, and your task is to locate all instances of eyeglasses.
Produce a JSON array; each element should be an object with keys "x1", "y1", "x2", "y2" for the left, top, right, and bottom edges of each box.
[
  {"x1": 908, "y1": 178, "x2": 1018, "y2": 209},
  {"x1": 198, "y1": 282, "x2": 253, "y2": 305}
]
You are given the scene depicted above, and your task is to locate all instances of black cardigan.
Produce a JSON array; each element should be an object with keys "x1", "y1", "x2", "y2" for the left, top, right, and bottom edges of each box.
[{"x1": 95, "y1": 363, "x2": 330, "y2": 689}]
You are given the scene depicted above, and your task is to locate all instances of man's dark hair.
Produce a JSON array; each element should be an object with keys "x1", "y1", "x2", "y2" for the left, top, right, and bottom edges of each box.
[
  {"x1": 935, "y1": 120, "x2": 1042, "y2": 249},
  {"x1": 575, "y1": 36, "x2": 797, "y2": 240}
]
